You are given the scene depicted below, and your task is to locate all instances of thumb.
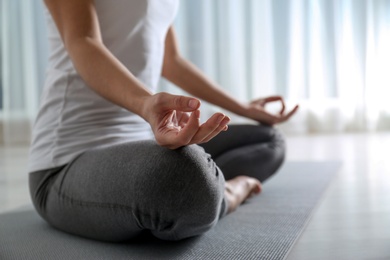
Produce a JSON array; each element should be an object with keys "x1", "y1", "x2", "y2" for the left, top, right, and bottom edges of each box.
[{"x1": 157, "y1": 92, "x2": 201, "y2": 112}]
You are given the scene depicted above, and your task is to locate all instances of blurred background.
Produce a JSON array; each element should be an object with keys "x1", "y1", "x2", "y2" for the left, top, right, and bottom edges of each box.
[
  {"x1": 1, "y1": 1, "x2": 390, "y2": 258},
  {"x1": 1, "y1": 0, "x2": 390, "y2": 145}
]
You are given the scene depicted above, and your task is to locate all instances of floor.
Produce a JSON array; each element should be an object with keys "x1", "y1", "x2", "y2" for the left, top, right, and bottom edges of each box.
[
  {"x1": 0, "y1": 133, "x2": 389, "y2": 260},
  {"x1": 286, "y1": 133, "x2": 390, "y2": 260}
]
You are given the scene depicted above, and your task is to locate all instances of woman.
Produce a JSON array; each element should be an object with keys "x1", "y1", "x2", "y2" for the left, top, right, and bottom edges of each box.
[{"x1": 29, "y1": 0, "x2": 298, "y2": 242}]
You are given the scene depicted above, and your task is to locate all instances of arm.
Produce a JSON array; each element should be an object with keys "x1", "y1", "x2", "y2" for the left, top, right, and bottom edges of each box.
[
  {"x1": 44, "y1": 0, "x2": 230, "y2": 149},
  {"x1": 44, "y1": 0, "x2": 151, "y2": 117},
  {"x1": 162, "y1": 26, "x2": 298, "y2": 125},
  {"x1": 162, "y1": 27, "x2": 247, "y2": 116}
]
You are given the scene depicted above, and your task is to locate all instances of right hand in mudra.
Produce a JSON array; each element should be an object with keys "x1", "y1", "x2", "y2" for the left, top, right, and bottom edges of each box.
[{"x1": 142, "y1": 92, "x2": 230, "y2": 149}]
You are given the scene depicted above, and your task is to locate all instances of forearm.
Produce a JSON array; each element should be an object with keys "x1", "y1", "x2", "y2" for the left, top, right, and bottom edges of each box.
[
  {"x1": 44, "y1": 0, "x2": 153, "y2": 120},
  {"x1": 66, "y1": 37, "x2": 152, "y2": 119},
  {"x1": 162, "y1": 56, "x2": 248, "y2": 117}
]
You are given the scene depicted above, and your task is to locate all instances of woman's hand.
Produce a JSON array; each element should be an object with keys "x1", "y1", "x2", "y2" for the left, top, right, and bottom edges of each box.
[
  {"x1": 244, "y1": 96, "x2": 299, "y2": 126},
  {"x1": 141, "y1": 92, "x2": 230, "y2": 149}
]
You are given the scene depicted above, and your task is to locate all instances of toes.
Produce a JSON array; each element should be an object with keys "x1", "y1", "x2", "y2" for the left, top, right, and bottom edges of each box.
[
  {"x1": 224, "y1": 176, "x2": 263, "y2": 214},
  {"x1": 236, "y1": 176, "x2": 262, "y2": 195},
  {"x1": 250, "y1": 179, "x2": 262, "y2": 194}
]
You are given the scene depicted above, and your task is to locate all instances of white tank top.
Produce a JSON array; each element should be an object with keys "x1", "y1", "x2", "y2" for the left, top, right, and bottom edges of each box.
[{"x1": 28, "y1": 0, "x2": 179, "y2": 172}]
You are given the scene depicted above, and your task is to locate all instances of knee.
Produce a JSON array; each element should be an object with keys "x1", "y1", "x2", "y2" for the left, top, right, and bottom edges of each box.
[
  {"x1": 136, "y1": 144, "x2": 225, "y2": 240},
  {"x1": 247, "y1": 124, "x2": 286, "y2": 156},
  {"x1": 253, "y1": 125, "x2": 286, "y2": 163},
  {"x1": 265, "y1": 127, "x2": 286, "y2": 178},
  {"x1": 163, "y1": 145, "x2": 224, "y2": 234},
  {"x1": 269, "y1": 127, "x2": 286, "y2": 158}
]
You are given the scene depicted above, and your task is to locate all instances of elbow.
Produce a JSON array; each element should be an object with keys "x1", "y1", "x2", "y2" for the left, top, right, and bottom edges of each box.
[{"x1": 63, "y1": 35, "x2": 103, "y2": 55}]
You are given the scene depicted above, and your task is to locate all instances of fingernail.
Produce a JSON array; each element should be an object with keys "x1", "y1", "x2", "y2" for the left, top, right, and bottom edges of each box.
[
  {"x1": 189, "y1": 99, "x2": 199, "y2": 109},
  {"x1": 222, "y1": 116, "x2": 231, "y2": 124},
  {"x1": 217, "y1": 115, "x2": 225, "y2": 123}
]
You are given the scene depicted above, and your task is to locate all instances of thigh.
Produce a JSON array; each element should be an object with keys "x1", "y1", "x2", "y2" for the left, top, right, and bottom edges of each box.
[
  {"x1": 200, "y1": 124, "x2": 286, "y2": 182},
  {"x1": 30, "y1": 140, "x2": 226, "y2": 242},
  {"x1": 200, "y1": 124, "x2": 281, "y2": 158}
]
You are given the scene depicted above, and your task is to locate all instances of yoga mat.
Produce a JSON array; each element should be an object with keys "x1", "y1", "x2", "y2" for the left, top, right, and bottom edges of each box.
[{"x1": 0, "y1": 161, "x2": 340, "y2": 260}]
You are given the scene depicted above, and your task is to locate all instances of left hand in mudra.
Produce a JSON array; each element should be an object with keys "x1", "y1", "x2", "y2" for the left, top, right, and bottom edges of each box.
[{"x1": 244, "y1": 95, "x2": 299, "y2": 125}]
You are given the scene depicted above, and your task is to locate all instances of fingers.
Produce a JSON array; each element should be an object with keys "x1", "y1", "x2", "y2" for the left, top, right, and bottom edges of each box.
[
  {"x1": 178, "y1": 112, "x2": 230, "y2": 145},
  {"x1": 260, "y1": 114, "x2": 280, "y2": 126},
  {"x1": 154, "y1": 92, "x2": 200, "y2": 112},
  {"x1": 263, "y1": 95, "x2": 283, "y2": 103},
  {"x1": 176, "y1": 109, "x2": 201, "y2": 144},
  {"x1": 278, "y1": 104, "x2": 299, "y2": 123},
  {"x1": 279, "y1": 99, "x2": 286, "y2": 115},
  {"x1": 156, "y1": 110, "x2": 200, "y2": 149},
  {"x1": 257, "y1": 104, "x2": 299, "y2": 125},
  {"x1": 263, "y1": 96, "x2": 286, "y2": 115},
  {"x1": 164, "y1": 110, "x2": 180, "y2": 130},
  {"x1": 176, "y1": 111, "x2": 191, "y2": 128},
  {"x1": 269, "y1": 104, "x2": 299, "y2": 125},
  {"x1": 252, "y1": 96, "x2": 287, "y2": 116},
  {"x1": 199, "y1": 119, "x2": 229, "y2": 143},
  {"x1": 190, "y1": 113, "x2": 230, "y2": 144},
  {"x1": 168, "y1": 112, "x2": 230, "y2": 147}
]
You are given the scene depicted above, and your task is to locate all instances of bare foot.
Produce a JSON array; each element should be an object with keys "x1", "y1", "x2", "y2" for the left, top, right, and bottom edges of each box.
[{"x1": 224, "y1": 176, "x2": 262, "y2": 213}]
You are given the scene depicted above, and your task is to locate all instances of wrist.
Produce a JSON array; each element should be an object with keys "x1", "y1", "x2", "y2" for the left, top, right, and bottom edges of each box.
[
  {"x1": 127, "y1": 94, "x2": 152, "y2": 122},
  {"x1": 234, "y1": 102, "x2": 251, "y2": 117}
]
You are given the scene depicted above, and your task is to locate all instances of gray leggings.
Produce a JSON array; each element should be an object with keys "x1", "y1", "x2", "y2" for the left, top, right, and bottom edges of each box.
[{"x1": 29, "y1": 125, "x2": 285, "y2": 242}]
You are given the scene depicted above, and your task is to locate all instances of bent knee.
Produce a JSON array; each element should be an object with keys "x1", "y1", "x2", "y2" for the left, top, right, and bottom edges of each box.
[
  {"x1": 267, "y1": 127, "x2": 286, "y2": 160},
  {"x1": 157, "y1": 145, "x2": 224, "y2": 221},
  {"x1": 269, "y1": 127, "x2": 285, "y2": 146},
  {"x1": 136, "y1": 144, "x2": 225, "y2": 240}
]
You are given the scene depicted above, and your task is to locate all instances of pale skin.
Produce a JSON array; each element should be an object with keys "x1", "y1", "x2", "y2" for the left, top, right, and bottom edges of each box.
[{"x1": 44, "y1": 0, "x2": 299, "y2": 213}]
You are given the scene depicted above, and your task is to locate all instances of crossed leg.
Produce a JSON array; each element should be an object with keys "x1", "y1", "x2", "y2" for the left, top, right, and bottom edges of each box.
[{"x1": 200, "y1": 124, "x2": 286, "y2": 213}]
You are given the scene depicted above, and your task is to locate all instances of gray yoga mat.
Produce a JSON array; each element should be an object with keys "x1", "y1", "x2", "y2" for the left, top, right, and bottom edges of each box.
[{"x1": 0, "y1": 161, "x2": 340, "y2": 260}]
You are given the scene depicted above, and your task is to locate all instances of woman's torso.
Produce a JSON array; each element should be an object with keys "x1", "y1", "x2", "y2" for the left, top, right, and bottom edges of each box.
[{"x1": 28, "y1": 0, "x2": 179, "y2": 172}]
